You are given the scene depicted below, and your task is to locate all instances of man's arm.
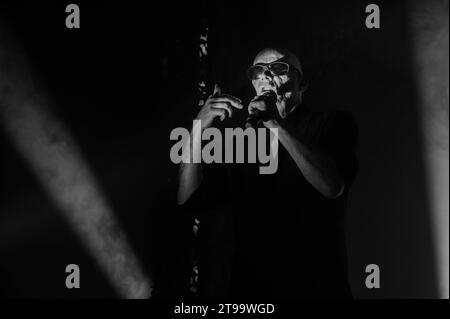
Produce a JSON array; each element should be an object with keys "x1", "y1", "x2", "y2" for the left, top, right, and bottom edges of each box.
[
  {"x1": 177, "y1": 130, "x2": 203, "y2": 205},
  {"x1": 177, "y1": 84, "x2": 243, "y2": 205},
  {"x1": 265, "y1": 118, "x2": 345, "y2": 199}
]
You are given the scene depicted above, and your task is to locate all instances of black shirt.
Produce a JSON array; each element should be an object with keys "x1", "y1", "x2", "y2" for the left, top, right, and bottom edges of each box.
[{"x1": 183, "y1": 105, "x2": 358, "y2": 299}]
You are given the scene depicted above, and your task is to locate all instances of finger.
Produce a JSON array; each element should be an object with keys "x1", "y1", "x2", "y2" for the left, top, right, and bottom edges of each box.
[
  {"x1": 213, "y1": 83, "x2": 221, "y2": 96},
  {"x1": 218, "y1": 94, "x2": 243, "y2": 107},
  {"x1": 210, "y1": 107, "x2": 227, "y2": 121},
  {"x1": 210, "y1": 97, "x2": 243, "y2": 109},
  {"x1": 210, "y1": 103, "x2": 232, "y2": 118},
  {"x1": 248, "y1": 100, "x2": 265, "y2": 112},
  {"x1": 248, "y1": 105, "x2": 259, "y2": 115}
]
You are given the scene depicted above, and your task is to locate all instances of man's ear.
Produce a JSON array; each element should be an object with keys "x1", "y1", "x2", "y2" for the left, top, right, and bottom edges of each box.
[
  {"x1": 294, "y1": 68, "x2": 308, "y2": 94},
  {"x1": 297, "y1": 78, "x2": 308, "y2": 105},
  {"x1": 299, "y1": 78, "x2": 308, "y2": 94}
]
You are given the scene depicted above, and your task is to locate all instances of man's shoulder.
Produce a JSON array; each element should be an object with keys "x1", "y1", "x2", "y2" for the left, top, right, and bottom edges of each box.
[
  {"x1": 305, "y1": 108, "x2": 355, "y2": 124},
  {"x1": 307, "y1": 108, "x2": 357, "y2": 133},
  {"x1": 321, "y1": 109, "x2": 358, "y2": 149},
  {"x1": 292, "y1": 107, "x2": 358, "y2": 146}
]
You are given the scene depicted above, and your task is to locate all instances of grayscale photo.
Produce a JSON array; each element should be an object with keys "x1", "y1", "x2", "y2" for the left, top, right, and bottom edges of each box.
[{"x1": 0, "y1": 0, "x2": 448, "y2": 313}]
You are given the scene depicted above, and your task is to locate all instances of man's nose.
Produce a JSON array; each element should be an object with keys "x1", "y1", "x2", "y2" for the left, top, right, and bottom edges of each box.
[
  {"x1": 263, "y1": 69, "x2": 274, "y2": 79},
  {"x1": 258, "y1": 69, "x2": 274, "y2": 81}
]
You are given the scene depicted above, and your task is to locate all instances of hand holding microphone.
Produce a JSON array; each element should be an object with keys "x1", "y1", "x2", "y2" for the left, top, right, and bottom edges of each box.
[{"x1": 245, "y1": 90, "x2": 278, "y2": 128}]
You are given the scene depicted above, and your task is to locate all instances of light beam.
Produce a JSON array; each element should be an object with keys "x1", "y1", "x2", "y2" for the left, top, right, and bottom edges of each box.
[{"x1": 0, "y1": 29, "x2": 153, "y2": 299}]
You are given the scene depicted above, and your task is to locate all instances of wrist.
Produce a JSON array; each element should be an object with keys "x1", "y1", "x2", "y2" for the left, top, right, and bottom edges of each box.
[
  {"x1": 193, "y1": 116, "x2": 211, "y2": 132},
  {"x1": 263, "y1": 119, "x2": 278, "y2": 129},
  {"x1": 263, "y1": 117, "x2": 285, "y2": 129}
]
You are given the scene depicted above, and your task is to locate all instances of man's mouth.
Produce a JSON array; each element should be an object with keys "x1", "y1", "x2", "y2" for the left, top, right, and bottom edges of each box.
[
  {"x1": 261, "y1": 88, "x2": 284, "y2": 102},
  {"x1": 261, "y1": 88, "x2": 277, "y2": 96}
]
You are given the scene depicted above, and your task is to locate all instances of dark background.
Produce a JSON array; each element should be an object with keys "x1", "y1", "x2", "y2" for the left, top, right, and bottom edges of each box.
[{"x1": 0, "y1": 0, "x2": 439, "y2": 298}]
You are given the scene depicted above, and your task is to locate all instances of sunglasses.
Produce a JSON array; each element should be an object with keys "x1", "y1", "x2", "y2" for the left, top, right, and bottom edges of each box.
[{"x1": 247, "y1": 61, "x2": 299, "y2": 80}]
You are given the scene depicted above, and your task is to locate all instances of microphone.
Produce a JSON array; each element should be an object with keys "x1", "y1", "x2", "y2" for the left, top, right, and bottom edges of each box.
[{"x1": 245, "y1": 90, "x2": 277, "y2": 128}]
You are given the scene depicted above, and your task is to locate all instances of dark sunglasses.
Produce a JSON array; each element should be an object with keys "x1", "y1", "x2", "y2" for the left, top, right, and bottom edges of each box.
[{"x1": 247, "y1": 61, "x2": 298, "y2": 80}]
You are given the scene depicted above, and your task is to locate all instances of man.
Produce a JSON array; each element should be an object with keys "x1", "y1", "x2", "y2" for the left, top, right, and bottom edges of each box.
[{"x1": 178, "y1": 48, "x2": 358, "y2": 298}]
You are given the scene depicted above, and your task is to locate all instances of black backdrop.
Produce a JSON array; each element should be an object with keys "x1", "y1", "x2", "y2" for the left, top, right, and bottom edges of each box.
[{"x1": 0, "y1": 0, "x2": 438, "y2": 298}]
